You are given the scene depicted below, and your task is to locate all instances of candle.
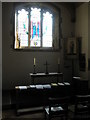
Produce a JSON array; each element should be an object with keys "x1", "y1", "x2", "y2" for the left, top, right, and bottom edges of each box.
[
  {"x1": 34, "y1": 58, "x2": 36, "y2": 65},
  {"x1": 58, "y1": 58, "x2": 60, "y2": 64}
]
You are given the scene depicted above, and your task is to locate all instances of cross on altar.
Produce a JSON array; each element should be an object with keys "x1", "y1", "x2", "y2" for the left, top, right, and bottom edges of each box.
[{"x1": 44, "y1": 61, "x2": 49, "y2": 74}]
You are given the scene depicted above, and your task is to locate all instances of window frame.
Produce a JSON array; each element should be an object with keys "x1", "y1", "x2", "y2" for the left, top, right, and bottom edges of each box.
[{"x1": 13, "y1": 3, "x2": 62, "y2": 51}]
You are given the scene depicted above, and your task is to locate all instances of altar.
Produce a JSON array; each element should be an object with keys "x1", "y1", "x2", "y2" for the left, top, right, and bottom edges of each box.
[{"x1": 29, "y1": 72, "x2": 63, "y2": 84}]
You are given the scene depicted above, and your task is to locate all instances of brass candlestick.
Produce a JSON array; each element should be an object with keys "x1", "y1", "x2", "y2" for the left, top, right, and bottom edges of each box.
[
  {"x1": 33, "y1": 58, "x2": 36, "y2": 74},
  {"x1": 33, "y1": 65, "x2": 36, "y2": 74}
]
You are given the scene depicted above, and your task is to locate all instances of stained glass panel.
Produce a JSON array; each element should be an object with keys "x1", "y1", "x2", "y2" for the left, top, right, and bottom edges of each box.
[
  {"x1": 15, "y1": 5, "x2": 55, "y2": 49},
  {"x1": 30, "y1": 8, "x2": 41, "y2": 47},
  {"x1": 18, "y1": 9, "x2": 29, "y2": 47},
  {"x1": 42, "y1": 12, "x2": 53, "y2": 47}
]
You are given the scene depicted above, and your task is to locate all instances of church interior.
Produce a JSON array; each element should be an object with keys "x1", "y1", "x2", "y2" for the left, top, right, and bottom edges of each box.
[{"x1": 1, "y1": 2, "x2": 90, "y2": 120}]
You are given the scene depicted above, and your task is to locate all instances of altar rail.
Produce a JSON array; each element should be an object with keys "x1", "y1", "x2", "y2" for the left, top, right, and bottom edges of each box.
[{"x1": 15, "y1": 82, "x2": 71, "y2": 115}]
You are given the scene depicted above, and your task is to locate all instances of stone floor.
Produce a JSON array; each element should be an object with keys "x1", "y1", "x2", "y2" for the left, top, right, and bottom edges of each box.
[{"x1": 2, "y1": 106, "x2": 90, "y2": 120}]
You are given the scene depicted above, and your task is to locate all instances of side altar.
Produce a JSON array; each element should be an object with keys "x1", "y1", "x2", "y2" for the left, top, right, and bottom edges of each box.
[{"x1": 29, "y1": 72, "x2": 63, "y2": 84}]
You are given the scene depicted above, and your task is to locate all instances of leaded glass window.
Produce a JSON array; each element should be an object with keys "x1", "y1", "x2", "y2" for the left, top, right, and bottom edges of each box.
[
  {"x1": 15, "y1": 3, "x2": 60, "y2": 50},
  {"x1": 42, "y1": 12, "x2": 53, "y2": 47},
  {"x1": 15, "y1": 9, "x2": 29, "y2": 48},
  {"x1": 30, "y1": 8, "x2": 41, "y2": 47}
]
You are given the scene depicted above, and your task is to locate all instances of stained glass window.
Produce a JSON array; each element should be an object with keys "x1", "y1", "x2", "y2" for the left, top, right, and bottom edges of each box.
[
  {"x1": 15, "y1": 4, "x2": 60, "y2": 50},
  {"x1": 15, "y1": 9, "x2": 29, "y2": 48},
  {"x1": 42, "y1": 12, "x2": 53, "y2": 47},
  {"x1": 30, "y1": 8, "x2": 41, "y2": 47},
  {"x1": 18, "y1": 9, "x2": 29, "y2": 47}
]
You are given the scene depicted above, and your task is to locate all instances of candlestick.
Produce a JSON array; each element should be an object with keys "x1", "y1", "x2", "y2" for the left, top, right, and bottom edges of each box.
[
  {"x1": 33, "y1": 58, "x2": 36, "y2": 74},
  {"x1": 34, "y1": 58, "x2": 36, "y2": 66},
  {"x1": 33, "y1": 64, "x2": 36, "y2": 74}
]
